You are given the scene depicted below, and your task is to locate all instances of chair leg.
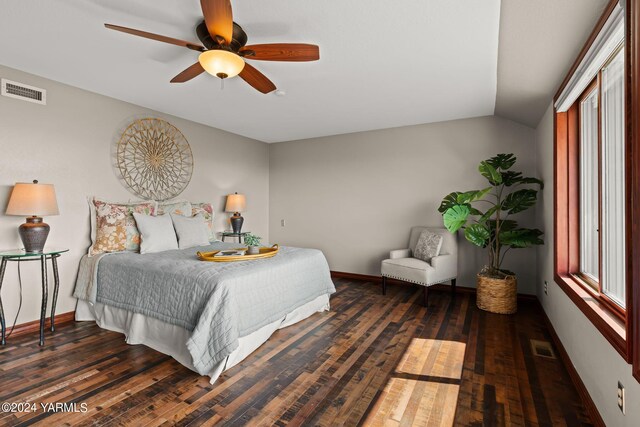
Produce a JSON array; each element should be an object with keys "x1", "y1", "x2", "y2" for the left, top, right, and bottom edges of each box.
[
  {"x1": 451, "y1": 278, "x2": 457, "y2": 296},
  {"x1": 382, "y1": 276, "x2": 387, "y2": 295},
  {"x1": 423, "y1": 286, "x2": 429, "y2": 307}
]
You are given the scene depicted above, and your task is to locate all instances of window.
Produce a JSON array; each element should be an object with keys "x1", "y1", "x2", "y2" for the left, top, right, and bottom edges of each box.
[
  {"x1": 578, "y1": 84, "x2": 599, "y2": 288},
  {"x1": 600, "y1": 47, "x2": 626, "y2": 308},
  {"x1": 553, "y1": 0, "x2": 631, "y2": 362},
  {"x1": 574, "y1": 46, "x2": 626, "y2": 310}
]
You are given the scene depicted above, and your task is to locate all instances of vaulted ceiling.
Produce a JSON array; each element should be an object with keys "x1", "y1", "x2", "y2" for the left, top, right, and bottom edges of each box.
[
  {"x1": 0, "y1": 1, "x2": 609, "y2": 142},
  {"x1": 495, "y1": 0, "x2": 608, "y2": 128}
]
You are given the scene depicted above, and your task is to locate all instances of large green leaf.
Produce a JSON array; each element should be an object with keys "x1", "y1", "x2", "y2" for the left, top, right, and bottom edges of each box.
[
  {"x1": 501, "y1": 171, "x2": 544, "y2": 189},
  {"x1": 465, "y1": 224, "x2": 490, "y2": 247},
  {"x1": 443, "y1": 205, "x2": 470, "y2": 233},
  {"x1": 502, "y1": 189, "x2": 537, "y2": 214},
  {"x1": 468, "y1": 206, "x2": 483, "y2": 216},
  {"x1": 458, "y1": 204, "x2": 482, "y2": 216},
  {"x1": 499, "y1": 228, "x2": 544, "y2": 248},
  {"x1": 487, "y1": 219, "x2": 517, "y2": 241},
  {"x1": 478, "y1": 205, "x2": 498, "y2": 224},
  {"x1": 486, "y1": 153, "x2": 516, "y2": 170},
  {"x1": 456, "y1": 191, "x2": 477, "y2": 204},
  {"x1": 438, "y1": 192, "x2": 461, "y2": 213},
  {"x1": 501, "y1": 171, "x2": 523, "y2": 186},
  {"x1": 518, "y1": 177, "x2": 544, "y2": 190},
  {"x1": 479, "y1": 161, "x2": 502, "y2": 185},
  {"x1": 457, "y1": 187, "x2": 492, "y2": 204},
  {"x1": 488, "y1": 219, "x2": 517, "y2": 233}
]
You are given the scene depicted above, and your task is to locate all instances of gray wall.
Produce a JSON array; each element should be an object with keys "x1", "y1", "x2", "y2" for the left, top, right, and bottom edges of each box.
[
  {"x1": 269, "y1": 116, "x2": 540, "y2": 294},
  {"x1": 535, "y1": 103, "x2": 640, "y2": 425},
  {"x1": 0, "y1": 64, "x2": 269, "y2": 326}
]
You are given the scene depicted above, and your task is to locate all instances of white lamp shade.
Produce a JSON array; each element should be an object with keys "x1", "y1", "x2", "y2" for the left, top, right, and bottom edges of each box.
[
  {"x1": 6, "y1": 182, "x2": 59, "y2": 216},
  {"x1": 198, "y1": 50, "x2": 245, "y2": 79},
  {"x1": 225, "y1": 193, "x2": 246, "y2": 213}
]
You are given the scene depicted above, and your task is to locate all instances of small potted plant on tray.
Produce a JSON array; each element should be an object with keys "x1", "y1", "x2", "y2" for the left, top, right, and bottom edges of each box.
[
  {"x1": 438, "y1": 153, "x2": 544, "y2": 314},
  {"x1": 244, "y1": 233, "x2": 262, "y2": 255}
]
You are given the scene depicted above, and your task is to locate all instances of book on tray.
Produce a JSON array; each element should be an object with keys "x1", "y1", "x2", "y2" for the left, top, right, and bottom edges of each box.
[{"x1": 215, "y1": 249, "x2": 246, "y2": 257}]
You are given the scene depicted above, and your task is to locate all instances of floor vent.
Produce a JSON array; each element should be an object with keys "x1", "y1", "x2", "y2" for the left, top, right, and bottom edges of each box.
[
  {"x1": 1, "y1": 78, "x2": 46, "y2": 105},
  {"x1": 531, "y1": 340, "x2": 556, "y2": 359}
]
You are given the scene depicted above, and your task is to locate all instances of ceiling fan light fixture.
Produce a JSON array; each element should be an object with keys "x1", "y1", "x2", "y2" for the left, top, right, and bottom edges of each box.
[{"x1": 198, "y1": 49, "x2": 245, "y2": 79}]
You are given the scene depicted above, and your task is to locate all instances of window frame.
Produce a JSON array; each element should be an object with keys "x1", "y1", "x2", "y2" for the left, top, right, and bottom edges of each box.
[
  {"x1": 627, "y1": 0, "x2": 640, "y2": 382},
  {"x1": 571, "y1": 46, "x2": 627, "y2": 319},
  {"x1": 575, "y1": 78, "x2": 601, "y2": 293},
  {"x1": 553, "y1": 0, "x2": 632, "y2": 364}
]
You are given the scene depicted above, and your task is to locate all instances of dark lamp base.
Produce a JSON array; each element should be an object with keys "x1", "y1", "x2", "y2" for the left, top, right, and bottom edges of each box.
[
  {"x1": 230, "y1": 213, "x2": 244, "y2": 234},
  {"x1": 19, "y1": 216, "x2": 50, "y2": 253}
]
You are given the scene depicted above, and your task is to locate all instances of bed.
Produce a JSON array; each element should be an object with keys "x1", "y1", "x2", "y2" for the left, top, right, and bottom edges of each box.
[{"x1": 73, "y1": 242, "x2": 336, "y2": 383}]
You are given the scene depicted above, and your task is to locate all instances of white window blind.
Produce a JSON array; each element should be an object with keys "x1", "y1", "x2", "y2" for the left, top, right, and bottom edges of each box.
[
  {"x1": 555, "y1": 3, "x2": 624, "y2": 112},
  {"x1": 579, "y1": 88, "x2": 600, "y2": 287},
  {"x1": 601, "y1": 47, "x2": 626, "y2": 308}
]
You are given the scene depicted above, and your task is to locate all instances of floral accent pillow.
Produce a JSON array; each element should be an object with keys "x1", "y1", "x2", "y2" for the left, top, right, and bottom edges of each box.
[
  {"x1": 413, "y1": 231, "x2": 443, "y2": 263},
  {"x1": 89, "y1": 198, "x2": 157, "y2": 255},
  {"x1": 157, "y1": 200, "x2": 192, "y2": 217},
  {"x1": 191, "y1": 202, "x2": 215, "y2": 242}
]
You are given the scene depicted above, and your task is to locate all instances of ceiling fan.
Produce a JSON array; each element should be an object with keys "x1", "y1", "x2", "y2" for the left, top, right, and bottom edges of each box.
[{"x1": 105, "y1": 0, "x2": 320, "y2": 94}]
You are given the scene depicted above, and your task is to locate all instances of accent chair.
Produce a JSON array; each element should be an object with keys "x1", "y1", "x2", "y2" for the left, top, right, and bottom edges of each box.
[{"x1": 381, "y1": 226, "x2": 458, "y2": 306}]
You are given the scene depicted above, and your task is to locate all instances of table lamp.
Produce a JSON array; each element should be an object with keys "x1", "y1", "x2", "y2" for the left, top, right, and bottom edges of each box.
[
  {"x1": 5, "y1": 180, "x2": 59, "y2": 253},
  {"x1": 225, "y1": 192, "x2": 246, "y2": 234}
]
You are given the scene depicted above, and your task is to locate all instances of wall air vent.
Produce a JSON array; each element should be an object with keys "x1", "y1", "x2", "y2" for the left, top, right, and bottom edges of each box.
[{"x1": 1, "y1": 78, "x2": 46, "y2": 105}]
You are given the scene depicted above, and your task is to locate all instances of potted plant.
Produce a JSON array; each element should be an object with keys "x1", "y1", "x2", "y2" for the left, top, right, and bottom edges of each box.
[
  {"x1": 438, "y1": 153, "x2": 544, "y2": 314},
  {"x1": 244, "y1": 233, "x2": 262, "y2": 255}
]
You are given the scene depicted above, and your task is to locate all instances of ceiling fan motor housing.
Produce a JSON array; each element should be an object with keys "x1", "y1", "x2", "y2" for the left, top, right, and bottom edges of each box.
[{"x1": 196, "y1": 21, "x2": 248, "y2": 52}]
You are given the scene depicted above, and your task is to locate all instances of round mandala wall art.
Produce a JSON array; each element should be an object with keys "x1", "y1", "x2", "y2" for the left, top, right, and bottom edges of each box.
[{"x1": 116, "y1": 118, "x2": 193, "y2": 201}]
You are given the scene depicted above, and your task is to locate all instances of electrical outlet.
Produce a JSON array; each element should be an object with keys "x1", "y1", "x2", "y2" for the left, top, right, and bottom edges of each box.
[
  {"x1": 281, "y1": 219, "x2": 286, "y2": 227},
  {"x1": 618, "y1": 381, "x2": 625, "y2": 414},
  {"x1": 544, "y1": 281, "x2": 548, "y2": 295}
]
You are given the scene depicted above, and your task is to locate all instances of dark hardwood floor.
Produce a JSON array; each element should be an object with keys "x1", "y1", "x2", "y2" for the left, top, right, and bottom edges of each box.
[{"x1": 0, "y1": 279, "x2": 592, "y2": 426}]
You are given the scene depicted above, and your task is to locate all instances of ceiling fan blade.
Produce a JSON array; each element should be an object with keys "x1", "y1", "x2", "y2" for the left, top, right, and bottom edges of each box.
[
  {"x1": 105, "y1": 24, "x2": 205, "y2": 52},
  {"x1": 171, "y1": 62, "x2": 206, "y2": 83},
  {"x1": 240, "y1": 44, "x2": 320, "y2": 62},
  {"x1": 200, "y1": 0, "x2": 233, "y2": 45},
  {"x1": 239, "y1": 63, "x2": 277, "y2": 94}
]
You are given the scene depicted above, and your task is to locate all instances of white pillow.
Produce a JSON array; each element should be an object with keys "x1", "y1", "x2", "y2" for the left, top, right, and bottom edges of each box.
[
  {"x1": 133, "y1": 213, "x2": 178, "y2": 254},
  {"x1": 413, "y1": 230, "x2": 443, "y2": 263},
  {"x1": 171, "y1": 213, "x2": 211, "y2": 249}
]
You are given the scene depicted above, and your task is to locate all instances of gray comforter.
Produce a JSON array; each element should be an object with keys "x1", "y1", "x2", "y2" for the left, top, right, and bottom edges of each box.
[{"x1": 73, "y1": 243, "x2": 335, "y2": 375}]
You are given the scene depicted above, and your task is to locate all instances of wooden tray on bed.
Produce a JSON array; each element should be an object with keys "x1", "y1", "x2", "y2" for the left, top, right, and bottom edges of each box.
[{"x1": 197, "y1": 244, "x2": 279, "y2": 262}]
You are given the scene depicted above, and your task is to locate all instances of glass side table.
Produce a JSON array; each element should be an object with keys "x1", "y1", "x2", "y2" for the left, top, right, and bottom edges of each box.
[
  {"x1": 221, "y1": 231, "x2": 250, "y2": 244},
  {"x1": 0, "y1": 248, "x2": 69, "y2": 346}
]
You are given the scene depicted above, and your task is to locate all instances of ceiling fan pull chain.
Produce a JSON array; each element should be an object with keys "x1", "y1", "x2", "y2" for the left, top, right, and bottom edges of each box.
[{"x1": 221, "y1": 78, "x2": 224, "y2": 90}]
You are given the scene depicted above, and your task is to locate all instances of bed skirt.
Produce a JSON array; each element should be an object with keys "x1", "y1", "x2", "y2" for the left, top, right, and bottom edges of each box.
[{"x1": 75, "y1": 293, "x2": 331, "y2": 384}]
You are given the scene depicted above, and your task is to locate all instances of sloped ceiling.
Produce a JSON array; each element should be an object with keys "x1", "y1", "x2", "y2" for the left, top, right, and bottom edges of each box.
[
  {"x1": 0, "y1": 1, "x2": 613, "y2": 140},
  {"x1": 494, "y1": 0, "x2": 609, "y2": 128},
  {"x1": 0, "y1": 0, "x2": 500, "y2": 143}
]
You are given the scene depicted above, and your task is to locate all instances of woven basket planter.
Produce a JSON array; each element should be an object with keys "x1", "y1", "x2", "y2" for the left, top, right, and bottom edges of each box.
[{"x1": 476, "y1": 273, "x2": 517, "y2": 314}]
